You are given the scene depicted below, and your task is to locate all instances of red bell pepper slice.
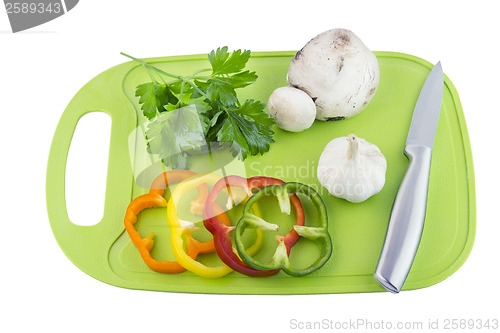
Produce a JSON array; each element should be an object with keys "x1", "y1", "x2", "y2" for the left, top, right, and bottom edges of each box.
[{"x1": 203, "y1": 176, "x2": 305, "y2": 277}]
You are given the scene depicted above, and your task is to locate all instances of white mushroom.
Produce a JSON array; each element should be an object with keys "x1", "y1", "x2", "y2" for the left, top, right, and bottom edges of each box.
[
  {"x1": 287, "y1": 28, "x2": 380, "y2": 121},
  {"x1": 267, "y1": 86, "x2": 316, "y2": 132}
]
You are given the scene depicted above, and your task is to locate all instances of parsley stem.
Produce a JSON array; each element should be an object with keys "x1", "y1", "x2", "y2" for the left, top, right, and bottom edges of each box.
[
  {"x1": 140, "y1": 63, "x2": 159, "y2": 83},
  {"x1": 191, "y1": 75, "x2": 211, "y2": 80},
  {"x1": 179, "y1": 81, "x2": 185, "y2": 107},
  {"x1": 150, "y1": 66, "x2": 182, "y2": 80},
  {"x1": 120, "y1": 52, "x2": 181, "y2": 79},
  {"x1": 191, "y1": 68, "x2": 212, "y2": 76},
  {"x1": 185, "y1": 80, "x2": 210, "y2": 100}
]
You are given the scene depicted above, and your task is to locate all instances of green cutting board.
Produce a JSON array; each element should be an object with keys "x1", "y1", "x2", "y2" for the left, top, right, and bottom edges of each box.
[{"x1": 46, "y1": 51, "x2": 475, "y2": 294}]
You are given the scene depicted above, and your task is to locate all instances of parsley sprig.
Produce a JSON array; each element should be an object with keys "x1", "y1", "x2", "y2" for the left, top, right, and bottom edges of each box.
[{"x1": 121, "y1": 47, "x2": 274, "y2": 169}]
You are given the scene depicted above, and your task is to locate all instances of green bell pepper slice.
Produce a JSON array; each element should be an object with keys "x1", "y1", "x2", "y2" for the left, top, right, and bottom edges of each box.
[{"x1": 234, "y1": 182, "x2": 333, "y2": 277}]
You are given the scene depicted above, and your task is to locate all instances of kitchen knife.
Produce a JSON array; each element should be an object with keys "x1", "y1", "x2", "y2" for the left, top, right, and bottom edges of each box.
[{"x1": 374, "y1": 62, "x2": 444, "y2": 293}]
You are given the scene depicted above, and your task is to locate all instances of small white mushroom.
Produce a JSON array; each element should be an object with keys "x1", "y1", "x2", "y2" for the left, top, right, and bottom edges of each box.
[
  {"x1": 267, "y1": 86, "x2": 316, "y2": 132},
  {"x1": 287, "y1": 28, "x2": 380, "y2": 121}
]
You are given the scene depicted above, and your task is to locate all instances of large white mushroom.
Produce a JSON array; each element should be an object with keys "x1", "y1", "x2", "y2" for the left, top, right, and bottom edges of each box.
[{"x1": 287, "y1": 28, "x2": 380, "y2": 121}]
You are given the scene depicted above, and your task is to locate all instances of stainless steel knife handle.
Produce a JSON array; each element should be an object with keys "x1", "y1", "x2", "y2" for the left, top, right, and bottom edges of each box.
[{"x1": 374, "y1": 144, "x2": 432, "y2": 293}]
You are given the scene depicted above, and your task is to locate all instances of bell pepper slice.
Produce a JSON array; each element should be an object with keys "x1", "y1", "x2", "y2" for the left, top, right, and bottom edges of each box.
[
  {"x1": 234, "y1": 182, "x2": 333, "y2": 277},
  {"x1": 204, "y1": 176, "x2": 306, "y2": 277},
  {"x1": 124, "y1": 170, "x2": 225, "y2": 274},
  {"x1": 166, "y1": 173, "x2": 265, "y2": 278}
]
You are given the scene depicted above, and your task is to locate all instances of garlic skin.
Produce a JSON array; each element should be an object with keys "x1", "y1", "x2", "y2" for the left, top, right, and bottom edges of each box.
[{"x1": 317, "y1": 134, "x2": 387, "y2": 203}]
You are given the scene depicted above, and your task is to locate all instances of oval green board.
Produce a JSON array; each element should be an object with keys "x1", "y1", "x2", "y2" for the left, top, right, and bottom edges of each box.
[{"x1": 46, "y1": 51, "x2": 475, "y2": 294}]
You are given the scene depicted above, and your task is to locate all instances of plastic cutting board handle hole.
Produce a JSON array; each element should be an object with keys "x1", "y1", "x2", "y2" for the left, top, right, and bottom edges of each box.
[{"x1": 65, "y1": 111, "x2": 111, "y2": 226}]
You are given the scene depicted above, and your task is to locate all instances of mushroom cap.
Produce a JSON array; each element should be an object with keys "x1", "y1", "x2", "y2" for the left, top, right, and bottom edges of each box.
[
  {"x1": 267, "y1": 86, "x2": 316, "y2": 132},
  {"x1": 287, "y1": 28, "x2": 380, "y2": 121}
]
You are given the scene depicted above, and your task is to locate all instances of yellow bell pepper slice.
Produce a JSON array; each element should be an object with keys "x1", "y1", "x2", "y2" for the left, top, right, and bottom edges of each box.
[{"x1": 167, "y1": 173, "x2": 263, "y2": 278}]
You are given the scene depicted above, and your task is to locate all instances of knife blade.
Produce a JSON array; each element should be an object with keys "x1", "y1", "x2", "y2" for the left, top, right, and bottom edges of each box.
[{"x1": 374, "y1": 62, "x2": 444, "y2": 293}]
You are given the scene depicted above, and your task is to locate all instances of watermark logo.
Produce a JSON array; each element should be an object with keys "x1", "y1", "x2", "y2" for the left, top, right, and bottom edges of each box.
[
  {"x1": 4, "y1": 0, "x2": 79, "y2": 33},
  {"x1": 128, "y1": 105, "x2": 248, "y2": 190}
]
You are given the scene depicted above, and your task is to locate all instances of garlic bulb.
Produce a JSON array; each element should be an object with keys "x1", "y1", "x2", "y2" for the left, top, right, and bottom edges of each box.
[{"x1": 317, "y1": 134, "x2": 387, "y2": 203}]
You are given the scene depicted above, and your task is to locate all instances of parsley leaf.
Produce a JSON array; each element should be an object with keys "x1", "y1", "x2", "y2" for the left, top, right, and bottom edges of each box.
[
  {"x1": 221, "y1": 70, "x2": 258, "y2": 88},
  {"x1": 216, "y1": 100, "x2": 274, "y2": 159},
  {"x1": 201, "y1": 48, "x2": 257, "y2": 106},
  {"x1": 209, "y1": 47, "x2": 251, "y2": 75},
  {"x1": 195, "y1": 79, "x2": 237, "y2": 106},
  {"x1": 135, "y1": 82, "x2": 178, "y2": 119}
]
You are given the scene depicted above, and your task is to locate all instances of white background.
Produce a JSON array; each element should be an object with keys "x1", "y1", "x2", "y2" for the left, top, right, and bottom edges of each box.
[{"x1": 1, "y1": 1, "x2": 499, "y2": 332}]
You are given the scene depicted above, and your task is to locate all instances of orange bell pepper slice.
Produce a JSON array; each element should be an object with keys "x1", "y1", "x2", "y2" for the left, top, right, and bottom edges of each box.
[{"x1": 124, "y1": 170, "x2": 229, "y2": 274}]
